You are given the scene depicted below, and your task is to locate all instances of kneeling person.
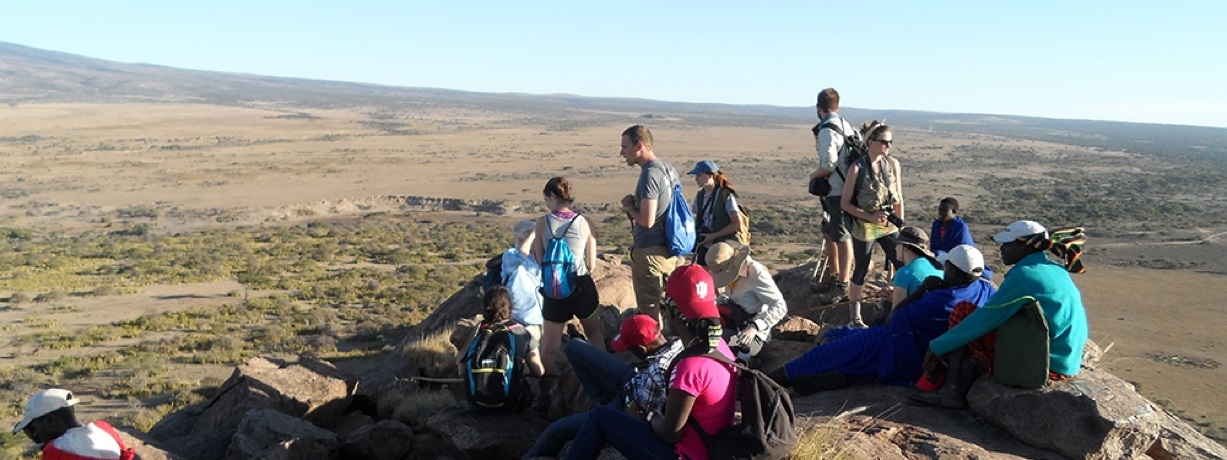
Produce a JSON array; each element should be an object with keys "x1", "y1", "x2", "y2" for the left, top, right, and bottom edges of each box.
[{"x1": 705, "y1": 242, "x2": 788, "y2": 363}]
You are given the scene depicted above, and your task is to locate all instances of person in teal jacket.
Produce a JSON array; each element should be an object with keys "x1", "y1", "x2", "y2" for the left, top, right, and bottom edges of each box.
[{"x1": 916, "y1": 220, "x2": 1088, "y2": 408}]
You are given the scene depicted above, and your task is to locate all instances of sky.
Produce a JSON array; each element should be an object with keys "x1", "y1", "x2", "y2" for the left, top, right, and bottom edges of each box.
[{"x1": 3, "y1": 2, "x2": 1225, "y2": 128}]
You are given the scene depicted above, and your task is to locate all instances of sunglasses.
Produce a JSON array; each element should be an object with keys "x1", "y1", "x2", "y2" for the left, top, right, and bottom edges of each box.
[{"x1": 873, "y1": 138, "x2": 893, "y2": 147}]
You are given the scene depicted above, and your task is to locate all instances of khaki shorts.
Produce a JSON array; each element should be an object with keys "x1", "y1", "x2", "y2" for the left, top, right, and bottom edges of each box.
[{"x1": 631, "y1": 245, "x2": 680, "y2": 311}]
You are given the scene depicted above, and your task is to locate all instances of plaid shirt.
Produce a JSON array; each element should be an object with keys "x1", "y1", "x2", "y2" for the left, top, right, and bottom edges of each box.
[{"x1": 623, "y1": 338, "x2": 684, "y2": 414}]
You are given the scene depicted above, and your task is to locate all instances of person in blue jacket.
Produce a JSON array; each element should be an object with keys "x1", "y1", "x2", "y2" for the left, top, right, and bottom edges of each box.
[
  {"x1": 929, "y1": 197, "x2": 994, "y2": 280},
  {"x1": 765, "y1": 245, "x2": 996, "y2": 394},
  {"x1": 915, "y1": 221, "x2": 1088, "y2": 409}
]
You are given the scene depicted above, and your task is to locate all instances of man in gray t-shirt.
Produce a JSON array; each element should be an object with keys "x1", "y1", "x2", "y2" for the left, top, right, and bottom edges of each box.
[{"x1": 619, "y1": 125, "x2": 681, "y2": 322}]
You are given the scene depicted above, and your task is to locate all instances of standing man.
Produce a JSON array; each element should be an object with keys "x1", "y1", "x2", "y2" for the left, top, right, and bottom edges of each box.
[
  {"x1": 13, "y1": 388, "x2": 136, "y2": 460},
  {"x1": 809, "y1": 88, "x2": 856, "y2": 304},
  {"x1": 619, "y1": 125, "x2": 682, "y2": 322}
]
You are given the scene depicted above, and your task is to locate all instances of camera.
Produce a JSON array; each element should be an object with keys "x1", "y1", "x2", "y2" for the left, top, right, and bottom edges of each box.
[{"x1": 886, "y1": 210, "x2": 905, "y2": 228}]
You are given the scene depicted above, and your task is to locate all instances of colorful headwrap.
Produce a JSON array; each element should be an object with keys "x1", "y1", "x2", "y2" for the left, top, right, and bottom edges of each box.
[{"x1": 1021, "y1": 226, "x2": 1087, "y2": 274}]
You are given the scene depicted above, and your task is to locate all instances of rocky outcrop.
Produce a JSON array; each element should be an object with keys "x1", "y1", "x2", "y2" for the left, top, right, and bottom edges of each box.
[
  {"x1": 968, "y1": 368, "x2": 1227, "y2": 460},
  {"x1": 225, "y1": 409, "x2": 339, "y2": 460},
  {"x1": 427, "y1": 402, "x2": 552, "y2": 459}
]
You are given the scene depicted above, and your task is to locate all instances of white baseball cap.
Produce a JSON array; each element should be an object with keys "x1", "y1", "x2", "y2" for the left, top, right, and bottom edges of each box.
[
  {"x1": 12, "y1": 389, "x2": 79, "y2": 434},
  {"x1": 992, "y1": 220, "x2": 1048, "y2": 243},
  {"x1": 937, "y1": 244, "x2": 985, "y2": 276}
]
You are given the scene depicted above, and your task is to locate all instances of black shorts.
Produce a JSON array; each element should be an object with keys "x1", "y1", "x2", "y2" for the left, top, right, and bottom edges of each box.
[{"x1": 542, "y1": 274, "x2": 601, "y2": 323}]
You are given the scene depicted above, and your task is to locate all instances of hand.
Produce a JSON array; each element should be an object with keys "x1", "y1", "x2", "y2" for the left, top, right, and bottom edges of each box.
[
  {"x1": 700, "y1": 233, "x2": 716, "y2": 246},
  {"x1": 736, "y1": 325, "x2": 759, "y2": 347},
  {"x1": 919, "y1": 275, "x2": 944, "y2": 292},
  {"x1": 871, "y1": 210, "x2": 890, "y2": 224},
  {"x1": 621, "y1": 194, "x2": 637, "y2": 210}
]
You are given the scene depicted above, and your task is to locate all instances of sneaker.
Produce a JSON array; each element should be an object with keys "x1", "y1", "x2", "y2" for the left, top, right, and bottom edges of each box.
[{"x1": 846, "y1": 318, "x2": 869, "y2": 329}]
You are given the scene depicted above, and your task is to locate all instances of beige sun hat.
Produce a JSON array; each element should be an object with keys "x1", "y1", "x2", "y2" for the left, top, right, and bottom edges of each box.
[{"x1": 705, "y1": 241, "x2": 750, "y2": 288}]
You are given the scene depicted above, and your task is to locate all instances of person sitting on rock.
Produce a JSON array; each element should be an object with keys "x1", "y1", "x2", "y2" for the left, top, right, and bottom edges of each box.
[
  {"x1": 766, "y1": 244, "x2": 996, "y2": 395},
  {"x1": 891, "y1": 226, "x2": 944, "y2": 309},
  {"x1": 457, "y1": 286, "x2": 545, "y2": 380},
  {"x1": 688, "y1": 160, "x2": 746, "y2": 267},
  {"x1": 704, "y1": 241, "x2": 787, "y2": 365},
  {"x1": 13, "y1": 388, "x2": 136, "y2": 460},
  {"x1": 564, "y1": 265, "x2": 736, "y2": 460},
  {"x1": 914, "y1": 222, "x2": 1088, "y2": 409},
  {"x1": 503, "y1": 219, "x2": 545, "y2": 361},
  {"x1": 929, "y1": 197, "x2": 994, "y2": 280},
  {"x1": 523, "y1": 314, "x2": 683, "y2": 459}
]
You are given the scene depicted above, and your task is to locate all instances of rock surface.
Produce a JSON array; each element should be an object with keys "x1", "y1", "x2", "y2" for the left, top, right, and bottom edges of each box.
[{"x1": 224, "y1": 409, "x2": 339, "y2": 460}]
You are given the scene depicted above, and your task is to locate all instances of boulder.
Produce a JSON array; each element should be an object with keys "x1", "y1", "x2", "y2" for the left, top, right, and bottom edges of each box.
[
  {"x1": 342, "y1": 420, "x2": 415, "y2": 460},
  {"x1": 192, "y1": 357, "x2": 353, "y2": 434},
  {"x1": 160, "y1": 428, "x2": 236, "y2": 460},
  {"x1": 771, "y1": 315, "x2": 821, "y2": 342},
  {"x1": 147, "y1": 401, "x2": 206, "y2": 441},
  {"x1": 427, "y1": 401, "x2": 553, "y2": 459},
  {"x1": 966, "y1": 367, "x2": 1170, "y2": 459},
  {"x1": 112, "y1": 427, "x2": 184, "y2": 460},
  {"x1": 1147, "y1": 409, "x2": 1227, "y2": 460},
  {"x1": 224, "y1": 409, "x2": 339, "y2": 460}
]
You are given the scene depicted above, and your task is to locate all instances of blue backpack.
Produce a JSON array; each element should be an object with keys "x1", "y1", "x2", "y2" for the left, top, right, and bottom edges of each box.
[
  {"x1": 665, "y1": 170, "x2": 697, "y2": 256},
  {"x1": 541, "y1": 216, "x2": 581, "y2": 300}
]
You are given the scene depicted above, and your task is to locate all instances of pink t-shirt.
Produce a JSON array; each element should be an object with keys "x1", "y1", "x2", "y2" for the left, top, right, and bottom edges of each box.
[{"x1": 670, "y1": 340, "x2": 736, "y2": 460}]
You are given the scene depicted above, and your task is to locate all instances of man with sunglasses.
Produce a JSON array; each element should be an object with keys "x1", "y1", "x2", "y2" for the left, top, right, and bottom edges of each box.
[{"x1": 809, "y1": 88, "x2": 857, "y2": 304}]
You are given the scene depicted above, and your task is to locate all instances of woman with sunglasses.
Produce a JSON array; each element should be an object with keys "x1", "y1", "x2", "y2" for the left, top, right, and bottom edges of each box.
[
  {"x1": 840, "y1": 120, "x2": 904, "y2": 328},
  {"x1": 564, "y1": 265, "x2": 736, "y2": 460}
]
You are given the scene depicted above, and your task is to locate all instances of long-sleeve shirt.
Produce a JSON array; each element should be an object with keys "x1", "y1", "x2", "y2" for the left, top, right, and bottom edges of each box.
[
  {"x1": 929, "y1": 251, "x2": 1088, "y2": 375},
  {"x1": 723, "y1": 258, "x2": 788, "y2": 342},
  {"x1": 623, "y1": 338, "x2": 684, "y2": 414}
]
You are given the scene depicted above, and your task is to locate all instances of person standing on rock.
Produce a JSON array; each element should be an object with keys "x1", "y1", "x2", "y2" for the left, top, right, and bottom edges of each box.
[
  {"x1": 619, "y1": 125, "x2": 682, "y2": 324},
  {"x1": 915, "y1": 222, "x2": 1088, "y2": 409},
  {"x1": 13, "y1": 388, "x2": 136, "y2": 460},
  {"x1": 841, "y1": 120, "x2": 905, "y2": 329},
  {"x1": 533, "y1": 176, "x2": 604, "y2": 413},
  {"x1": 809, "y1": 88, "x2": 857, "y2": 306}
]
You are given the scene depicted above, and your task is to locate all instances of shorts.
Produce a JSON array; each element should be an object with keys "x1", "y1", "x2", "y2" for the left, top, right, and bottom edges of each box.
[
  {"x1": 630, "y1": 245, "x2": 680, "y2": 311},
  {"x1": 542, "y1": 274, "x2": 600, "y2": 323},
  {"x1": 821, "y1": 196, "x2": 850, "y2": 242},
  {"x1": 522, "y1": 324, "x2": 542, "y2": 351}
]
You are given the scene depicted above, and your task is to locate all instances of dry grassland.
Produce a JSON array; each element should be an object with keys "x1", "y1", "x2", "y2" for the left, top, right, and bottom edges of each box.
[{"x1": 1, "y1": 102, "x2": 1223, "y2": 443}]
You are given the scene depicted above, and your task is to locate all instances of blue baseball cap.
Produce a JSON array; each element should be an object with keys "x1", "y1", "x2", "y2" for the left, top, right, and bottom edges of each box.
[{"x1": 687, "y1": 160, "x2": 719, "y2": 175}]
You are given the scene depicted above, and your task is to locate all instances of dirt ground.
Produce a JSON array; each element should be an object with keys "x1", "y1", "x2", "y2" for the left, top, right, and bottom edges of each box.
[{"x1": 1, "y1": 102, "x2": 1224, "y2": 442}]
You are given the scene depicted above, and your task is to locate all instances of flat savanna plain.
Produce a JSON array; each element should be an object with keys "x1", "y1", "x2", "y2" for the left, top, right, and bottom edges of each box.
[{"x1": 0, "y1": 102, "x2": 1224, "y2": 443}]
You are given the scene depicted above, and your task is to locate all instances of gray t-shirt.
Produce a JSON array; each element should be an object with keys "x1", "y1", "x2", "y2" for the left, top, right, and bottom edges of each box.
[{"x1": 632, "y1": 159, "x2": 678, "y2": 248}]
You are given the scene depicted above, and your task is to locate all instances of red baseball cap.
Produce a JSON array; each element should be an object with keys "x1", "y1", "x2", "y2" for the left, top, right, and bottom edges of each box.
[
  {"x1": 665, "y1": 265, "x2": 719, "y2": 320},
  {"x1": 610, "y1": 314, "x2": 660, "y2": 352}
]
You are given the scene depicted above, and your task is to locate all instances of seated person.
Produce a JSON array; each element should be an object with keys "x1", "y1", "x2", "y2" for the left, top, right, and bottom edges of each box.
[
  {"x1": 564, "y1": 265, "x2": 736, "y2": 460},
  {"x1": 524, "y1": 314, "x2": 683, "y2": 459},
  {"x1": 892, "y1": 226, "x2": 944, "y2": 308},
  {"x1": 766, "y1": 244, "x2": 996, "y2": 394},
  {"x1": 705, "y1": 242, "x2": 788, "y2": 364},
  {"x1": 14, "y1": 388, "x2": 136, "y2": 460},
  {"x1": 930, "y1": 197, "x2": 994, "y2": 280},
  {"x1": 914, "y1": 222, "x2": 1088, "y2": 409},
  {"x1": 457, "y1": 286, "x2": 544, "y2": 380},
  {"x1": 502, "y1": 220, "x2": 544, "y2": 352}
]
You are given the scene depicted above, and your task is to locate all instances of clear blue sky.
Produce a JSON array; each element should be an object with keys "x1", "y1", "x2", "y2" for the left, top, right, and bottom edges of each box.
[{"x1": 4, "y1": 2, "x2": 1225, "y2": 128}]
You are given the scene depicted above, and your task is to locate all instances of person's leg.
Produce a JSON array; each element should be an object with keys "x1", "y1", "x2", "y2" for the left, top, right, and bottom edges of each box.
[
  {"x1": 845, "y1": 237, "x2": 873, "y2": 328},
  {"x1": 523, "y1": 411, "x2": 589, "y2": 459},
  {"x1": 536, "y1": 315, "x2": 567, "y2": 413},
  {"x1": 564, "y1": 339, "x2": 633, "y2": 406},
  {"x1": 539, "y1": 321, "x2": 565, "y2": 376},
  {"x1": 572, "y1": 275, "x2": 606, "y2": 352},
  {"x1": 630, "y1": 247, "x2": 662, "y2": 322},
  {"x1": 564, "y1": 406, "x2": 677, "y2": 460},
  {"x1": 878, "y1": 233, "x2": 900, "y2": 282}
]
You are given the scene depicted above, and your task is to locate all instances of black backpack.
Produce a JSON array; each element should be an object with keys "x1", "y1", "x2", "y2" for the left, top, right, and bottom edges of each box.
[
  {"x1": 480, "y1": 254, "x2": 504, "y2": 296},
  {"x1": 668, "y1": 347, "x2": 798, "y2": 460},
  {"x1": 462, "y1": 322, "x2": 531, "y2": 412},
  {"x1": 812, "y1": 119, "x2": 868, "y2": 185}
]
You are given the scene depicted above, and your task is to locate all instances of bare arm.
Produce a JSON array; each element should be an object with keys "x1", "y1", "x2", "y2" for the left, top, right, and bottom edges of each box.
[
  {"x1": 532, "y1": 218, "x2": 546, "y2": 263},
  {"x1": 650, "y1": 388, "x2": 697, "y2": 443},
  {"x1": 629, "y1": 198, "x2": 659, "y2": 229},
  {"x1": 584, "y1": 218, "x2": 597, "y2": 272}
]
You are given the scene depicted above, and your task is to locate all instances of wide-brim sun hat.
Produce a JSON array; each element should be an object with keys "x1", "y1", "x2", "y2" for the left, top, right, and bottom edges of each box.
[
  {"x1": 705, "y1": 242, "x2": 750, "y2": 288},
  {"x1": 896, "y1": 226, "x2": 935, "y2": 259}
]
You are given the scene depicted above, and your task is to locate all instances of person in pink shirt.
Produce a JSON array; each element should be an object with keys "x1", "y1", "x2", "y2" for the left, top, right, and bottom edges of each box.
[
  {"x1": 564, "y1": 264, "x2": 736, "y2": 460},
  {"x1": 13, "y1": 388, "x2": 135, "y2": 460}
]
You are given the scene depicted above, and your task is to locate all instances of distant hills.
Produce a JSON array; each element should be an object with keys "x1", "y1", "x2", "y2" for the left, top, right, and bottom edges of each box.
[{"x1": 2, "y1": 41, "x2": 1225, "y2": 158}]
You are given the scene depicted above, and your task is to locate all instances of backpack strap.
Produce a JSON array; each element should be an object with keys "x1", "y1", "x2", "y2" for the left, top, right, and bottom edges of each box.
[
  {"x1": 547, "y1": 214, "x2": 580, "y2": 241},
  {"x1": 817, "y1": 119, "x2": 851, "y2": 181},
  {"x1": 661, "y1": 346, "x2": 743, "y2": 443}
]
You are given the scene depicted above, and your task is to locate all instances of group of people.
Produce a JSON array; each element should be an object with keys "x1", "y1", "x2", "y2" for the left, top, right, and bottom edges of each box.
[{"x1": 10, "y1": 93, "x2": 1090, "y2": 460}]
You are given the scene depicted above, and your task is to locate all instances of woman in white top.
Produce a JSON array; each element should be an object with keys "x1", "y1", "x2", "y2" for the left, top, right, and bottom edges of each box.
[{"x1": 531, "y1": 176, "x2": 603, "y2": 412}]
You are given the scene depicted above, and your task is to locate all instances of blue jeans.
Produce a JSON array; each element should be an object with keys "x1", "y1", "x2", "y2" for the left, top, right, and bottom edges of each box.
[
  {"x1": 565, "y1": 339, "x2": 635, "y2": 406},
  {"x1": 564, "y1": 406, "x2": 676, "y2": 460},
  {"x1": 523, "y1": 340, "x2": 636, "y2": 458}
]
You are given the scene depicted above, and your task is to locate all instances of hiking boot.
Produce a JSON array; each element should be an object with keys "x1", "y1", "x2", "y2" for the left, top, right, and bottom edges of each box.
[
  {"x1": 816, "y1": 282, "x2": 848, "y2": 304},
  {"x1": 909, "y1": 391, "x2": 967, "y2": 409}
]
